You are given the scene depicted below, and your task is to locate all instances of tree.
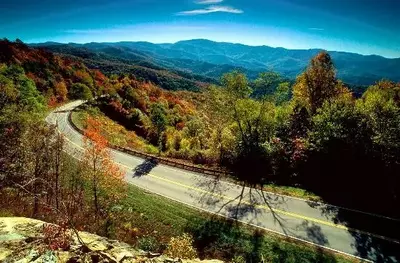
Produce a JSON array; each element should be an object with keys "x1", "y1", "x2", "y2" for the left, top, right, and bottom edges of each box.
[
  {"x1": 0, "y1": 64, "x2": 45, "y2": 113},
  {"x1": 82, "y1": 117, "x2": 125, "y2": 219},
  {"x1": 292, "y1": 51, "x2": 343, "y2": 114},
  {"x1": 213, "y1": 71, "x2": 278, "y2": 184},
  {"x1": 150, "y1": 103, "x2": 168, "y2": 152},
  {"x1": 69, "y1": 83, "x2": 93, "y2": 100},
  {"x1": 358, "y1": 80, "x2": 400, "y2": 157},
  {"x1": 54, "y1": 81, "x2": 68, "y2": 102},
  {"x1": 274, "y1": 82, "x2": 291, "y2": 105},
  {"x1": 184, "y1": 116, "x2": 206, "y2": 150},
  {"x1": 252, "y1": 71, "x2": 283, "y2": 99},
  {"x1": 221, "y1": 71, "x2": 252, "y2": 99}
]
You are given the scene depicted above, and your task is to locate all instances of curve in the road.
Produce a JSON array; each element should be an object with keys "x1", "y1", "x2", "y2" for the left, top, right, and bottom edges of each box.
[{"x1": 46, "y1": 101, "x2": 400, "y2": 263}]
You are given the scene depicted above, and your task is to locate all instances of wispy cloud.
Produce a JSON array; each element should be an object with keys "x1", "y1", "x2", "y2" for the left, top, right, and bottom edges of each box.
[
  {"x1": 196, "y1": 0, "x2": 224, "y2": 4},
  {"x1": 308, "y1": 27, "x2": 325, "y2": 31},
  {"x1": 62, "y1": 25, "x2": 209, "y2": 35},
  {"x1": 177, "y1": 5, "x2": 243, "y2": 15}
]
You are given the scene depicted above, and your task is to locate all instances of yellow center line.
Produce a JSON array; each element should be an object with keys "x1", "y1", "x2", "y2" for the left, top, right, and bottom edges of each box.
[
  {"x1": 55, "y1": 112, "x2": 399, "y2": 244},
  {"x1": 145, "y1": 173, "x2": 399, "y2": 243}
]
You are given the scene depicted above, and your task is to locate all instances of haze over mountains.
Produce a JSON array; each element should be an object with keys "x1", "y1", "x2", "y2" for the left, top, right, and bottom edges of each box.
[{"x1": 34, "y1": 39, "x2": 400, "y2": 86}]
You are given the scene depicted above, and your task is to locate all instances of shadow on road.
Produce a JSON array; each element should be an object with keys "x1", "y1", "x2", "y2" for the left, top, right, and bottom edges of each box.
[
  {"x1": 311, "y1": 201, "x2": 400, "y2": 262},
  {"x1": 296, "y1": 221, "x2": 329, "y2": 246},
  {"x1": 133, "y1": 158, "x2": 158, "y2": 177},
  {"x1": 192, "y1": 175, "x2": 291, "y2": 236},
  {"x1": 190, "y1": 173, "x2": 400, "y2": 262}
]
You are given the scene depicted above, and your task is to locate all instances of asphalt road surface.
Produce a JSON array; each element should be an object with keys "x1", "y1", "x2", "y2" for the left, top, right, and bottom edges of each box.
[{"x1": 46, "y1": 100, "x2": 400, "y2": 262}]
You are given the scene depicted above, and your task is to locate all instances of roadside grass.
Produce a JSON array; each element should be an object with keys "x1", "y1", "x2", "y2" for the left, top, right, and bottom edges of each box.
[
  {"x1": 262, "y1": 184, "x2": 322, "y2": 202},
  {"x1": 70, "y1": 108, "x2": 86, "y2": 130},
  {"x1": 112, "y1": 184, "x2": 358, "y2": 263},
  {"x1": 73, "y1": 105, "x2": 325, "y2": 202},
  {"x1": 71, "y1": 107, "x2": 324, "y2": 203}
]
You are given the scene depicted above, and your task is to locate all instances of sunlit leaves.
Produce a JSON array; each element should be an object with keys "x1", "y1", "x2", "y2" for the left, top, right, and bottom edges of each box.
[
  {"x1": 292, "y1": 51, "x2": 345, "y2": 114},
  {"x1": 82, "y1": 117, "x2": 126, "y2": 215}
]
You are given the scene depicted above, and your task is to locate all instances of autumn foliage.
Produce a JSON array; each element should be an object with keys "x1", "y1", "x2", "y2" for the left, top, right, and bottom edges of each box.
[{"x1": 82, "y1": 117, "x2": 126, "y2": 217}]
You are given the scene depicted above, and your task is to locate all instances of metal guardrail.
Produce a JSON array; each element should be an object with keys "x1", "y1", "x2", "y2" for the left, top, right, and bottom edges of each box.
[{"x1": 68, "y1": 110, "x2": 233, "y2": 177}]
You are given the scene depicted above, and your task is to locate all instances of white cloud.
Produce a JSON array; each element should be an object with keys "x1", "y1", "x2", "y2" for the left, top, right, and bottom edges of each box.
[
  {"x1": 177, "y1": 5, "x2": 243, "y2": 15},
  {"x1": 196, "y1": 0, "x2": 224, "y2": 4},
  {"x1": 308, "y1": 27, "x2": 325, "y2": 31}
]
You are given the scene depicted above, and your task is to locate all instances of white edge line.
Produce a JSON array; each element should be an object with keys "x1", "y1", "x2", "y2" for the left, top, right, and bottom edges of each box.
[
  {"x1": 46, "y1": 101, "x2": 396, "y2": 262},
  {"x1": 59, "y1": 101, "x2": 400, "y2": 223},
  {"x1": 63, "y1": 149, "x2": 372, "y2": 263}
]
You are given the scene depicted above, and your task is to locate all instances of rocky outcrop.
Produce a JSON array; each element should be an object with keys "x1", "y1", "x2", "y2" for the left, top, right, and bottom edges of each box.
[{"x1": 0, "y1": 217, "x2": 223, "y2": 263}]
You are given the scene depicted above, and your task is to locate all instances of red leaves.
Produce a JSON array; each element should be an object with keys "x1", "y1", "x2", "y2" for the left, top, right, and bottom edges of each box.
[
  {"x1": 110, "y1": 100, "x2": 129, "y2": 115},
  {"x1": 43, "y1": 223, "x2": 72, "y2": 251},
  {"x1": 47, "y1": 95, "x2": 58, "y2": 108},
  {"x1": 291, "y1": 138, "x2": 307, "y2": 162},
  {"x1": 176, "y1": 121, "x2": 185, "y2": 130}
]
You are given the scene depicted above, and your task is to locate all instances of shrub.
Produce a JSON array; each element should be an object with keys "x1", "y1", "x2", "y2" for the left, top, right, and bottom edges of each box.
[
  {"x1": 42, "y1": 223, "x2": 72, "y2": 251},
  {"x1": 232, "y1": 255, "x2": 246, "y2": 263},
  {"x1": 69, "y1": 83, "x2": 93, "y2": 100},
  {"x1": 164, "y1": 233, "x2": 197, "y2": 259},
  {"x1": 137, "y1": 236, "x2": 160, "y2": 252}
]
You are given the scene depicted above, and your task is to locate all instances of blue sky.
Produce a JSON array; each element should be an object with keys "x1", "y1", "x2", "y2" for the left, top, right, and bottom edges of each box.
[{"x1": 1, "y1": 0, "x2": 399, "y2": 58}]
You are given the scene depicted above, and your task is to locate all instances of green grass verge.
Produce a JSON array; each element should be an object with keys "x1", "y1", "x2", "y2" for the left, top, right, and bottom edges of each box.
[
  {"x1": 70, "y1": 108, "x2": 88, "y2": 131},
  {"x1": 263, "y1": 184, "x2": 322, "y2": 202},
  {"x1": 114, "y1": 185, "x2": 357, "y2": 263}
]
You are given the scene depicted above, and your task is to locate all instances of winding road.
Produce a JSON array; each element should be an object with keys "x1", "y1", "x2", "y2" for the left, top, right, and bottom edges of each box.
[{"x1": 46, "y1": 100, "x2": 400, "y2": 262}]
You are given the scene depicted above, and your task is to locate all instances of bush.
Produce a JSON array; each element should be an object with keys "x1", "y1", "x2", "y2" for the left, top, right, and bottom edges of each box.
[
  {"x1": 69, "y1": 83, "x2": 93, "y2": 100},
  {"x1": 232, "y1": 255, "x2": 246, "y2": 263},
  {"x1": 42, "y1": 223, "x2": 72, "y2": 251},
  {"x1": 164, "y1": 233, "x2": 197, "y2": 259},
  {"x1": 137, "y1": 236, "x2": 160, "y2": 252}
]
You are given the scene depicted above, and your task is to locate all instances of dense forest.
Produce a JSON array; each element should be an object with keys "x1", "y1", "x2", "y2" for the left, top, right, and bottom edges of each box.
[
  {"x1": 35, "y1": 43, "x2": 216, "y2": 92},
  {"x1": 1, "y1": 39, "x2": 399, "y2": 262}
]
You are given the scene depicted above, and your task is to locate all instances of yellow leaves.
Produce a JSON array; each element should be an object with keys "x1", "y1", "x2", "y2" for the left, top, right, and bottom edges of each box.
[
  {"x1": 165, "y1": 233, "x2": 197, "y2": 260},
  {"x1": 54, "y1": 81, "x2": 68, "y2": 102},
  {"x1": 292, "y1": 52, "x2": 349, "y2": 114}
]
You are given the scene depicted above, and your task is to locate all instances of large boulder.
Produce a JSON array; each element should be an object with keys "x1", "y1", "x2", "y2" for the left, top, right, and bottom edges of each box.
[{"x1": 0, "y1": 217, "x2": 223, "y2": 263}]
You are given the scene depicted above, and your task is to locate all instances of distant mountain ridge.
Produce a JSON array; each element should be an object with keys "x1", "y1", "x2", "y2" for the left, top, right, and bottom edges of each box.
[{"x1": 32, "y1": 39, "x2": 400, "y2": 86}]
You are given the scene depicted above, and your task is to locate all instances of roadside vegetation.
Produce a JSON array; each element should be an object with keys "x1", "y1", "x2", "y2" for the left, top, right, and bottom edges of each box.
[
  {"x1": 69, "y1": 51, "x2": 399, "y2": 220},
  {"x1": 0, "y1": 39, "x2": 399, "y2": 262}
]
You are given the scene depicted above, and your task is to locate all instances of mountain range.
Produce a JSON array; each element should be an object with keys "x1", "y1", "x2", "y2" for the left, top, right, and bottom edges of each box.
[{"x1": 32, "y1": 39, "x2": 400, "y2": 86}]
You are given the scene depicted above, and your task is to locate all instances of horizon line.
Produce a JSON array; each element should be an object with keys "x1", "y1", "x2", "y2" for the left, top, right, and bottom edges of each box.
[{"x1": 20, "y1": 38, "x2": 400, "y2": 59}]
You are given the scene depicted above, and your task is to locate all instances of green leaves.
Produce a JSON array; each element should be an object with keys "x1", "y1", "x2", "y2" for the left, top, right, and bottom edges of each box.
[
  {"x1": 69, "y1": 83, "x2": 93, "y2": 100},
  {"x1": 150, "y1": 103, "x2": 168, "y2": 134},
  {"x1": 0, "y1": 64, "x2": 45, "y2": 121},
  {"x1": 222, "y1": 71, "x2": 252, "y2": 99},
  {"x1": 253, "y1": 71, "x2": 283, "y2": 99}
]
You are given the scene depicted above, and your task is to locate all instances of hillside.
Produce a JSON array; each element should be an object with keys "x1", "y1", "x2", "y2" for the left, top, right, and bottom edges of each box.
[
  {"x1": 32, "y1": 43, "x2": 216, "y2": 92},
  {"x1": 33, "y1": 39, "x2": 400, "y2": 86},
  {"x1": 0, "y1": 39, "x2": 109, "y2": 105}
]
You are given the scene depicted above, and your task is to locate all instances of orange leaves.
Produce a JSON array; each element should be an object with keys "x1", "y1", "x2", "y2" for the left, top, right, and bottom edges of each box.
[
  {"x1": 74, "y1": 70, "x2": 93, "y2": 87},
  {"x1": 93, "y1": 70, "x2": 106, "y2": 82},
  {"x1": 82, "y1": 116, "x2": 126, "y2": 210},
  {"x1": 84, "y1": 117, "x2": 108, "y2": 150},
  {"x1": 175, "y1": 121, "x2": 185, "y2": 131},
  {"x1": 93, "y1": 70, "x2": 108, "y2": 88},
  {"x1": 54, "y1": 81, "x2": 68, "y2": 102},
  {"x1": 47, "y1": 95, "x2": 58, "y2": 108}
]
